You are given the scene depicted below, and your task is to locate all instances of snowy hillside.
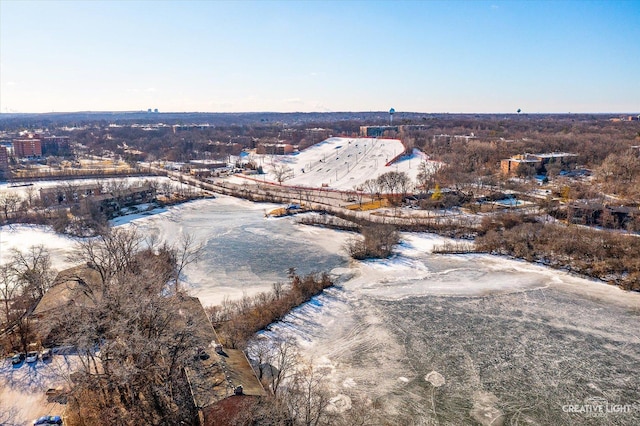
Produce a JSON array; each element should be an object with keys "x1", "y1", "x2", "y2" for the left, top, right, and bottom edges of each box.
[{"x1": 247, "y1": 137, "x2": 436, "y2": 191}]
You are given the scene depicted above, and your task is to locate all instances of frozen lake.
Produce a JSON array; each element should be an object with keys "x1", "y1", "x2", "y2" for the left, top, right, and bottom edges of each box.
[
  {"x1": 1, "y1": 196, "x2": 639, "y2": 424},
  {"x1": 263, "y1": 234, "x2": 640, "y2": 425},
  {"x1": 0, "y1": 195, "x2": 351, "y2": 306},
  {"x1": 128, "y1": 196, "x2": 350, "y2": 305}
]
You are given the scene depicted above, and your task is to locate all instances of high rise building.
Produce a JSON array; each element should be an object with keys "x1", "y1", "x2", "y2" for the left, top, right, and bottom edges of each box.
[
  {"x1": 42, "y1": 136, "x2": 71, "y2": 156},
  {"x1": 13, "y1": 138, "x2": 42, "y2": 158}
]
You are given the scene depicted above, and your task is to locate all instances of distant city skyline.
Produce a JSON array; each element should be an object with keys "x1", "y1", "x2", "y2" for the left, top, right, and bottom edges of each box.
[{"x1": 1, "y1": 0, "x2": 638, "y2": 114}]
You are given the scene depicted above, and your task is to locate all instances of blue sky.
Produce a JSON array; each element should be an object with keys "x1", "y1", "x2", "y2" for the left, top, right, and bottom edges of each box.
[{"x1": 1, "y1": 0, "x2": 638, "y2": 113}]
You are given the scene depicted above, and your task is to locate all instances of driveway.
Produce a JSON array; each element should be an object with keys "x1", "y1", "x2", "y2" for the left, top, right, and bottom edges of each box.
[{"x1": 0, "y1": 350, "x2": 75, "y2": 426}]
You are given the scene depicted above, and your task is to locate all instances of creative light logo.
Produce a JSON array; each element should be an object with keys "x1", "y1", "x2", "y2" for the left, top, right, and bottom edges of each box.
[{"x1": 562, "y1": 396, "x2": 639, "y2": 418}]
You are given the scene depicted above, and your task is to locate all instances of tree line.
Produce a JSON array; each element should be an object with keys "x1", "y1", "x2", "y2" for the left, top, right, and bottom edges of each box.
[
  {"x1": 475, "y1": 212, "x2": 640, "y2": 291},
  {"x1": 208, "y1": 269, "x2": 332, "y2": 350},
  {"x1": 0, "y1": 245, "x2": 56, "y2": 355}
]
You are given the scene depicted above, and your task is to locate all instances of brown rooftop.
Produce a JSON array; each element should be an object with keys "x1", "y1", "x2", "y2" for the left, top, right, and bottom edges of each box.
[
  {"x1": 32, "y1": 266, "x2": 102, "y2": 316},
  {"x1": 181, "y1": 297, "x2": 267, "y2": 410}
]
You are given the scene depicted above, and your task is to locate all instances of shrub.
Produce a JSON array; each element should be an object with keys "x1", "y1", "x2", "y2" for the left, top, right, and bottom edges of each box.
[{"x1": 345, "y1": 224, "x2": 399, "y2": 259}]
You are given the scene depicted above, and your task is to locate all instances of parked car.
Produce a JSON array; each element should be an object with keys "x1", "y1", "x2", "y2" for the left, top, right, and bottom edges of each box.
[
  {"x1": 11, "y1": 353, "x2": 25, "y2": 365},
  {"x1": 41, "y1": 348, "x2": 53, "y2": 361},
  {"x1": 26, "y1": 351, "x2": 39, "y2": 363},
  {"x1": 33, "y1": 415, "x2": 62, "y2": 425}
]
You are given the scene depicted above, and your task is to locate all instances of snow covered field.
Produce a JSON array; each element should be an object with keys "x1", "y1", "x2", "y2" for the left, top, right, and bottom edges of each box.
[
  {"x1": 243, "y1": 137, "x2": 436, "y2": 191},
  {"x1": 2, "y1": 192, "x2": 639, "y2": 425}
]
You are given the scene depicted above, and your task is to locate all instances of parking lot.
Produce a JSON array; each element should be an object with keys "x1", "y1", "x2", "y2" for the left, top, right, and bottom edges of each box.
[{"x1": 0, "y1": 349, "x2": 74, "y2": 425}]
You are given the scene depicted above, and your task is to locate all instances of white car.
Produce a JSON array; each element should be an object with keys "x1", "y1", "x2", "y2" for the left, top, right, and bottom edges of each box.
[{"x1": 26, "y1": 351, "x2": 39, "y2": 363}]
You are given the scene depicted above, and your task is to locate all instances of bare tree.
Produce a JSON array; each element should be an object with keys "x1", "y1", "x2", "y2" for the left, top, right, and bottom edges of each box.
[
  {"x1": 0, "y1": 193, "x2": 22, "y2": 221},
  {"x1": 0, "y1": 246, "x2": 56, "y2": 353},
  {"x1": 377, "y1": 171, "x2": 410, "y2": 199},
  {"x1": 0, "y1": 264, "x2": 20, "y2": 326},
  {"x1": 24, "y1": 185, "x2": 38, "y2": 208},
  {"x1": 67, "y1": 226, "x2": 143, "y2": 299},
  {"x1": 272, "y1": 281, "x2": 284, "y2": 300},
  {"x1": 160, "y1": 180, "x2": 173, "y2": 197},
  {"x1": 169, "y1": 232, "x2": 204, "y2": 293},
  {"x1": 362, "y1": 179, "x2": 379, "y2": 203},
  {"x1": 345, "y1": 224, "x2": 399, "y2": 260},
  {"x1": 285, "y1": 361, "x2": 332, "y2": 426},
  {"x1": 248, "y1": 337, "x2": 272, "y2": 382},
  {"x1": 397, "y1": 172, "x2": 412, "y2": 200},
  {"x1": 272, "y1": 164, "x2": 293, "y2": 184},
  {"x1": 50, "y1": 227, "x2": 207, "y2": 424},
  {"x1": 266, "y1": 337, "x2": 300, "y2": 396},
  {"x1": 10, "y1": 245, "x2": 56, "y2": 300}
]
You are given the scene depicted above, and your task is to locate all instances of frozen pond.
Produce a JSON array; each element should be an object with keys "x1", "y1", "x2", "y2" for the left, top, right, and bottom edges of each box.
[
  {"x1": 129, "y1": 196, "x2": 350, "y2": 305},
  {"x1": 0, "y1": 195, "x2": 351, "y2": 306},
  {"x1": 263, "y1": 234, "x2": 640, "y2": 425},
  {"x1": 2, "y1": 196, "x2": 639, "y2": 424}
]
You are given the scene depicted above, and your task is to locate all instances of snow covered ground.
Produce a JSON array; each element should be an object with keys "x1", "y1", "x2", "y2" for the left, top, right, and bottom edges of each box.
[
  {"x1": 0, "y1": 225, "x2": 77, "y2": 270},
  {"x1": 0, "y1": 176, "x2": 196, "y2": 200},
  {"x1": 0, "y1": 351, "x2": 76, "y2": 425},
  {"x1": 243, "y1": 137, "x2": 436, "y2": 191}
]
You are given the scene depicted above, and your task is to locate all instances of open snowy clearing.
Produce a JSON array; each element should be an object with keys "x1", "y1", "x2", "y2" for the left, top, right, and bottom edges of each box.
[
  {"x1": 0, "y1": 351, "x2": 76, "y2": 426},
  {"x1": 242, "y1": 137, "x2": 437, "y2": 191}
]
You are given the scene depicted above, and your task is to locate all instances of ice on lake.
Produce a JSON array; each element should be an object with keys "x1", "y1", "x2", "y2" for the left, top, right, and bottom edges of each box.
[{"x1": 2, "y1": 193, "x2": 639, "y2": 425}]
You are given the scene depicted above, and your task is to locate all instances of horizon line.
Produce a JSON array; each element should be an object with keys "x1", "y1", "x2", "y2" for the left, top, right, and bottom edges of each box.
[{"x1": 1, "y1": 110, "x2": 639, "y2": 116}]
